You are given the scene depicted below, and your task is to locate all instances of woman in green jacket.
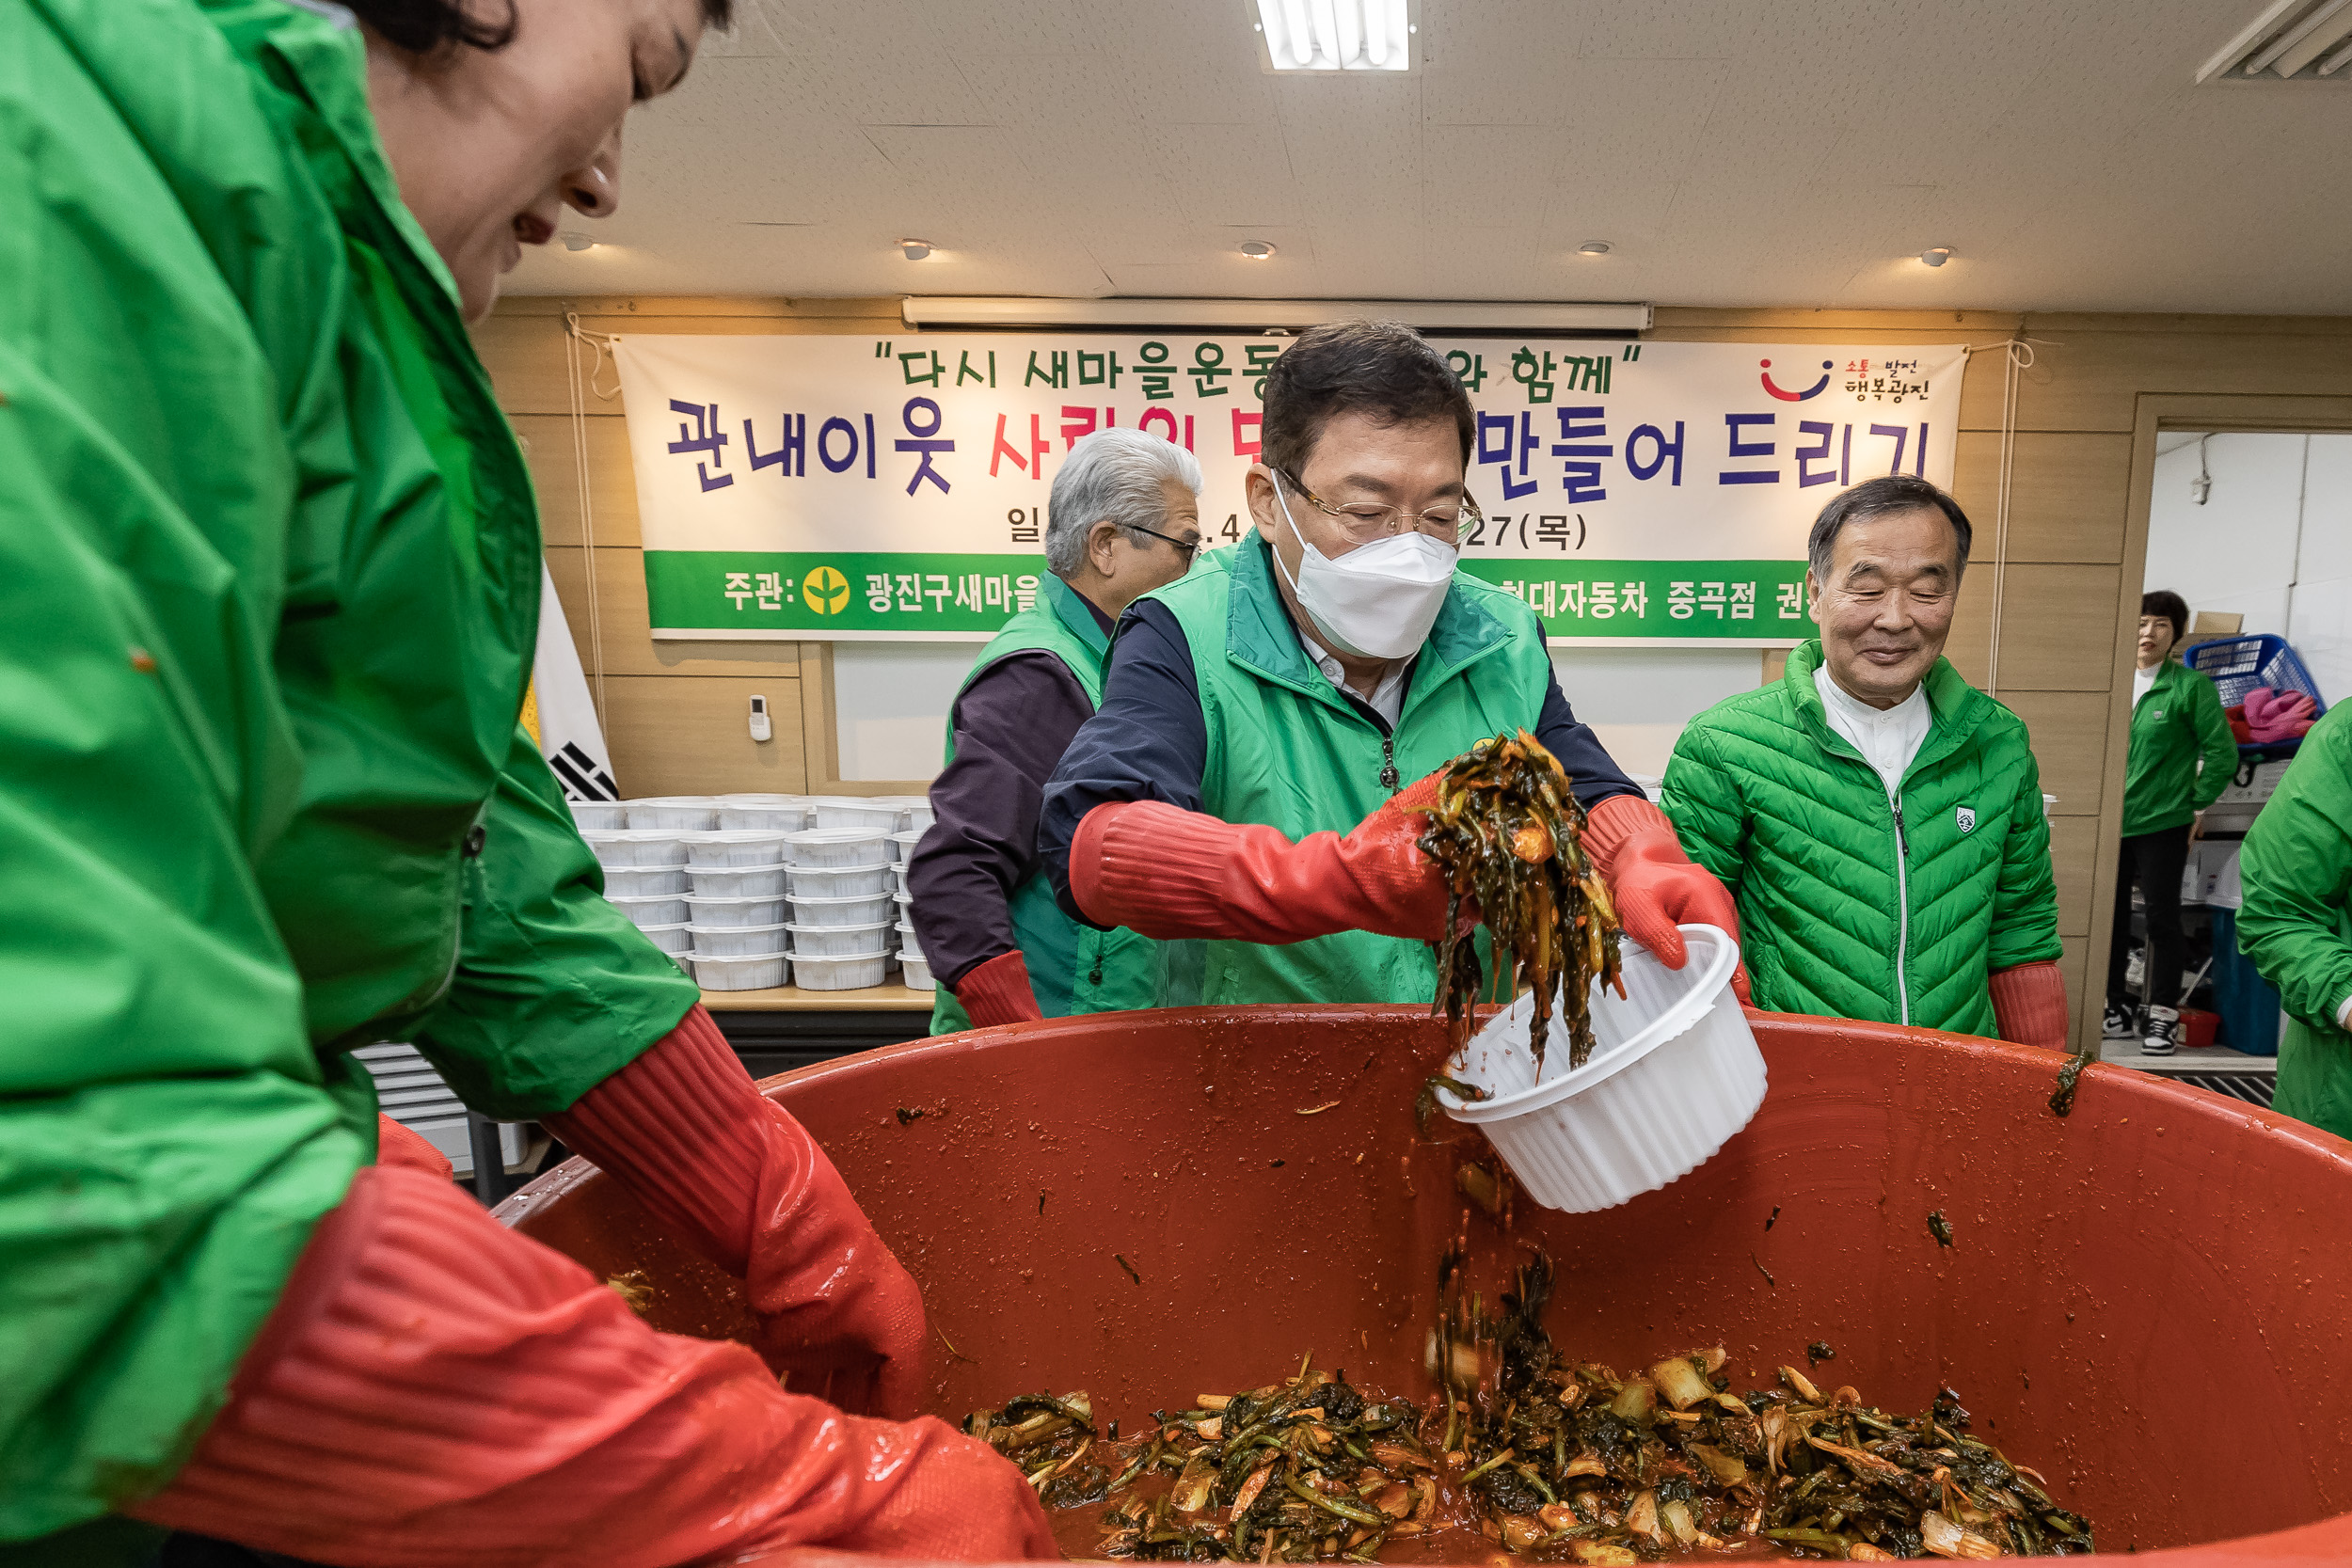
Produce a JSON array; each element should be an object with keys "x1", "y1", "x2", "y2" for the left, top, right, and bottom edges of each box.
[
  {"x1": 2239, "y1": 705, "x2": 2352, "y2": 1138},
  {"x1": 5, "y1": 2, "x2": 1048, "y2": 1562},
  {"x1": 2104, "y1": 590, "x2": 2237, "y2": 1054}
]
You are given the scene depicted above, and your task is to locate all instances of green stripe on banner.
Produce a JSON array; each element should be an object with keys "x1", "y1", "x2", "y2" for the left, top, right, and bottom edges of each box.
[{"x1": 641, "y1": 550, "x2": 1809, "y2": 641}]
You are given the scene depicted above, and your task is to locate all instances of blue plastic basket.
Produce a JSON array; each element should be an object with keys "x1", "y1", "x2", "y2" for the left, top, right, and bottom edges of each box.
[{"x1": 2183, "y1": 634, "x2": 2326, "y2": 750}]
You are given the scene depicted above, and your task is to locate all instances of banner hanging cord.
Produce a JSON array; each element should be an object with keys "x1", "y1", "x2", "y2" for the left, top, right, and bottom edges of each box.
[
  {"x1": 1963, "y1": 335, "x2": 2048, "y2": 700},
  {"x1": 563, "y1": 308, "x2": 612, "y2": 728}
]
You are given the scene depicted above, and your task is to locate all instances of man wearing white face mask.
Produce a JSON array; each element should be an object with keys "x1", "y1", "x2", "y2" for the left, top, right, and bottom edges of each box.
[{"x1": 1037, "y1": 322, "x2": 1741, "y2": 1008}]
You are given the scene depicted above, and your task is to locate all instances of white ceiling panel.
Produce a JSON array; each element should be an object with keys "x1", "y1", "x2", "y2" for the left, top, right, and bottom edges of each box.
[{"x1": 506, "y1": 0, "x2": 2352, "y2": 314}]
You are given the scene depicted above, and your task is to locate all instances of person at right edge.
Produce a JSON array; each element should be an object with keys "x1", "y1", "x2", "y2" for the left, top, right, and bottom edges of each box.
[
  {"x1": 2104, "y1": 589, "x2": 2235, "y2": 1054},
  {"x1": 1661, "y1": 477, "x2": 2068, "y2": 1047},
  {"x1": 2237, "y1": 704, "x2": 2352, "y2": 1139},
  {"x1": 1036, "y1": 322, "x2": 1742, "y2": 1009}
]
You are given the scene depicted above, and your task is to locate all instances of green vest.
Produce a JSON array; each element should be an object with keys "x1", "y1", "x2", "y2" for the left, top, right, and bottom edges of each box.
[
  {"x1": 1143, "y1": 537, "x2": 1553, "y2": 1006},
  {"x1": 930, "y1": 575, "x2": 1160, "y2": 1033}
]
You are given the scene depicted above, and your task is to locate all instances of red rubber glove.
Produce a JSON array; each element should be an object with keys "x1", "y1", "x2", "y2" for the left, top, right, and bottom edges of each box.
[
  {"x1": 545, "y1": 1006, "x2": 925, "y2": 1418},
  {"x1": 374, "y1": 1113, "x2": 453, "y2": 1181},
  {"x1": 1069, "y1": 771, "x2": 1454, "y2": 944},
  {"x1": 1581, "y1": 795, "x2": 1749, "y2": 1002},
  {"x1": 949, "y1": 949, "x2": 1045, "y2": 1028},
  {"x1": 1989, "y1": 959, "x2": 2069, "y2": 1050},
  {"x1": 130, "y1": 1164, "x2": 1057, "y2": 1566}
]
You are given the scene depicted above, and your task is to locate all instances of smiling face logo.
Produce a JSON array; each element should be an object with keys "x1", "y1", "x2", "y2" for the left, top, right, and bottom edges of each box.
[
  {"x1": 1760, "y1": 358, "x2": 1836, "y2": 402},
  {"x1": 802, "y1": 565, "x2": 850, "y2": 615}
]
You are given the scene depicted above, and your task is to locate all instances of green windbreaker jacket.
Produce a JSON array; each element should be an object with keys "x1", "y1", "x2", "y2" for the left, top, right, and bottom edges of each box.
[
  {"x1": 2237, "y1": 704, "x2": 2352, "y2": 1139},
  {"x1": 3, "y1": 0, "x2": 691, "y2": 1541},
  {"x1": 2122, "y1": 657, "x2": 2236, "y2": 838},
  {"x1": 1661, "y1": 642, "x2": 2062, "y2": 1036}
]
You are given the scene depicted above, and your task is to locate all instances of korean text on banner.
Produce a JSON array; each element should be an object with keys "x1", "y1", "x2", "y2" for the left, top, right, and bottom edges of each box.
[{"x1": 612, "y1": 335, "x2": 1965, "y2": 646}]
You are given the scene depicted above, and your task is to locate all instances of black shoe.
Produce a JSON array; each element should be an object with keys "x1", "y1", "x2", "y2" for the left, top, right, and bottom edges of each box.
[
  {"x1": 2141, "y1": 1006, "x2": 2180, "y2": 1056},
  {"x1": 2102, "y1": 1002, "x2": 2137, "y2": 1040}
]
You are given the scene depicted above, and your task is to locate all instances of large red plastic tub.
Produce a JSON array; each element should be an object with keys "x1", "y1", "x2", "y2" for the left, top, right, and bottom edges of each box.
[{"x1": 499, "y1": 1008, "x2": 2352, "y2": 1562}]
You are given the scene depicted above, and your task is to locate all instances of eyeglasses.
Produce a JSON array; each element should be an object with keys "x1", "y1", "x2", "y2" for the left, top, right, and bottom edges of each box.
[
  {"x1": 1124, "y1": 522, "x2": 1203, "y2": 561},
  {"x1": 1276, "y1": 469, "x2": 1481, "y2": 546}
]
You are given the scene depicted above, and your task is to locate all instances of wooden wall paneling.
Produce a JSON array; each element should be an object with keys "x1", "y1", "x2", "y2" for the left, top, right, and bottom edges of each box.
[
  {"x1": 513, "y1": 413, "x2": 639, "y2": 549},
  {"x1": 2046, "y1": 813, "x2": 2096, "y2": 940},
  {"x1": 1950, "y1": 433, "x2": 2131, "y2": 565},
  {"x1": 1943, "y1": 563, "x2": 2121, "y2": 692},
  {"x1": 2007, "y1": 318, "x2": 2352, "y2": 436},
  {"x1": 1998, "y1": 690, "x2": 2109, "y2": 816},
  {"x1": 542, "y1": 546, "x2": 810, "y2": 677},
  {"x1": 599, "y1": 675, "x2": 807, "y2": 798}
]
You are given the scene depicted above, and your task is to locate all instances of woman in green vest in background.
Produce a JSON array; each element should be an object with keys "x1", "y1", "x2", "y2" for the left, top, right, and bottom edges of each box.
[
  {"x1": 2240, "y1": 704, "x2": 2352, "y2": 1137},
  {"x1": 913, "y1": 428, "x2": 1200, "y2": 1030}
]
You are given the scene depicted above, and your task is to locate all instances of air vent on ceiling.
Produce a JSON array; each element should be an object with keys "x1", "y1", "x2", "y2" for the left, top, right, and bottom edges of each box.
[{"x1": 2199, "y1": 0, "x2": 2352, "y2": 82}]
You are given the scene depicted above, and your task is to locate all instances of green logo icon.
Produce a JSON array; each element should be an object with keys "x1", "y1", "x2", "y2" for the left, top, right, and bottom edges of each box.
[{"x1": 803, "y1": 565, "x2": 850, "y2": 615}]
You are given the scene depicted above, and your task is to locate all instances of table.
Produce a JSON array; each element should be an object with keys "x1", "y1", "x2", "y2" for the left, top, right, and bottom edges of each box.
[{"x1": 699, "y1": 984, "x2": 938, "y2": 1078}]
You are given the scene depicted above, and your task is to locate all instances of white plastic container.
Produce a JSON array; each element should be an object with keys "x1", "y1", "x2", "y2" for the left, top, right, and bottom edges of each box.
[
  {"x1": 687, "y1": 863, "x2": 789, "y2": 898},
  {"x1": 892, "y1": 864, "x2": 913, "y2": 897},
  {"x1": 788, "y1": 951, "x2": 888, "y2": 990},
  {"x1": 811, "y1": 797, "x2": 906, "y2": 832},
  {"x1": 1437, "y1": 925, "x2": 1764, "y2": 1214},
  {"x1": 895, "y1": 921, "x2": 923, "y2": 961},
  {"x1": 717, "y1": 801, "x2": 811, "y2": 832},
  {"x1": 686, "y1": 921, "x2": 789, "y2": 957},
  {"x1": 626, "y1": 797, "x2": 720, "y2": 832},
  {"x1": 785, "y1": 920, "x2": 891, "y2": 958},
  {"x1": 868, "y1": 795, "x2": 934, "y2": 832},
  {"x1": 603, "y1": 864, "x2": 688, "y2": 897},
  {"x1": 691, "y1": 952, "x2": 787, "y2": 990},
  {"x1": 567, "y1": 800, "x2": 628, "y2": 831},
  {"x1": 582, "y1": 830, "x2": 688, "y2": 869},
  {"x1": 681, "y1": 830, "x2": 790, "y2": 868},
  {"x1": 609, "y1": 893, "x2": 690, "y2": 927},
  {"x1": 899, "y1": 955, "x2": 936, "y2": 990},
  {"x1": 636, "y1": 920, "x2": 692, "y2": 957},
  {"x1": 887, "y1": 828, "x2": 927, "y2": 865},
  {"x1": 786, "y1": 863, "x2": 892, "y2": 899},
  {"x1": 685, "y1": 893, "x2": 789, "y2": 928},
  {"x1": 783, "y1": 829, "x2": 891, "y2": 869},
  {"x1": 790, "y1": 892, "x2": 895, "y2": 927}
]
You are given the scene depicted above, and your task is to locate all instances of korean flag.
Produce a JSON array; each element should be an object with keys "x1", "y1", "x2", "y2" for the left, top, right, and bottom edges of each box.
[{"x1": 522, "y1": 563, "x2": 621, "y2": 801}]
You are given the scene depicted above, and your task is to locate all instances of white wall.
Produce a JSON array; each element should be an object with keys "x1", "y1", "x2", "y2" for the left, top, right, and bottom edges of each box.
[
  {"x1": 833, "y1": 639, "x2": 1764, "y2": 784},
  {"x1": 2146, "y1": 433, "x2": 2352, "y2": 704}
]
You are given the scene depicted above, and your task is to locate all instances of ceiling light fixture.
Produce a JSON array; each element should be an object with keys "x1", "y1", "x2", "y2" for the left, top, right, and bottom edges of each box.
[
  {"x1": 1577, "y1": 241, "x2": 1613, "y2": 256},
  {"x1": 1238, "y1": 240, "x2": 1278, "y2": 261},
  {"x1": 2199, "y1": 0, "x2": 2352, "y2": 80},
  {"x1": 898, "y1": 238, "x2": 933, "y2": 261},
  {"x1": 900, "y1": 297, "x2": 1653, "y2": 333},
  {"x1": 1255, "y1": 0, "x2": 1413, "y2": 71},
  {"x1": 561, "y1": 231, "x2": 595, "y2": 252},
  {"x1": 1919, "y1": 246, "x2": 1954, "y2": 267}
]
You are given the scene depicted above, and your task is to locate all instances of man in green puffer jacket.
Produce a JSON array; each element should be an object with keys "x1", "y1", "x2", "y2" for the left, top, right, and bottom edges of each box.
[
  {"x1": 2238, "y1": 704, "x2": 2352, "y2": 1139},
  {"x1": 1663, "y1": 476, "x2": 2067, "y2": 1044}
]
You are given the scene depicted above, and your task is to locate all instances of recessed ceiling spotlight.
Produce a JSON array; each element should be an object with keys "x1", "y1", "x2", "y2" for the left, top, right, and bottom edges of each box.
[
  {"x1": 1577, "y1": 241, "x2": 1613, "y2": 256},
  {"x1": 1919, "y1": 246, "x2": 1954, "y2": 268},
  {"x1": 561, "y1": 231, "x2": 595, "y2": 252},
  {"x1": 1239, "y1": 240, "x2": 1278, "y2": 261},
  {"x1": 899, "y1": 238, "x2": 934, "y2": 261}
]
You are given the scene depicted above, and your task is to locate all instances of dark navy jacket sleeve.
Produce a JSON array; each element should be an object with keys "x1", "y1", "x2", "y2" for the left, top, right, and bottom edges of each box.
[
  {"x1": 1038, "y1": 599, "x2": 1207, "y2": 925},
  {"x1": 906, "y1": 651, "x2": 1097, "y2": 990},
  {"x1": 1534, "y1": 663, "x2": 1645, "y2": 811}
]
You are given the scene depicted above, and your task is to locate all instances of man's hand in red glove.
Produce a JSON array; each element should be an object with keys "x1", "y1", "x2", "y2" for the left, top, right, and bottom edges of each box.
[
  {"x1": 949, "y1": 949, "x2": 1045, "y2": 1028},
  {"x1": 1580, "y1": 795, "x2": 1749, "y2": 1002},
  {"x1": 546, "y1": 1007, "x2": 926, "y2": 1418},
  {"x1": 1989, "y1": 959, "x2": 2069, "y2": 1050},
  {"x1": 133, "y1": 1163, "x2": 1057, "y2": 1566},
  {"x1": 1069, "y1": 770, "x2": 1462, "y2": 946}
]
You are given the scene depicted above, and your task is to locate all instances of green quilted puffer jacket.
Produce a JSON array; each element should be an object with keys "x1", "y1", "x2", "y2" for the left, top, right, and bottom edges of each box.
[{"x1": 1661, "y1": 641, "x2": 2061, "y2": 1036}]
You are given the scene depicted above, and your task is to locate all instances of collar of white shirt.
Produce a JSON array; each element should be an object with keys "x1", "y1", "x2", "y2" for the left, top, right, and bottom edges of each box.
[
  {"x1": 1813, "y1": 663, "x2": 1933, "y2": 795},
  {"x1": 1296, "y1": 625, "x2": 1409, "y2": 729}
]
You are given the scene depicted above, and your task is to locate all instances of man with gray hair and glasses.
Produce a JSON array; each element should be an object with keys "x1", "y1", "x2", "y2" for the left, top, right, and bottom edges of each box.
[
  {"x1": 1661, "y1": 474, "x2": 2069, "y2": 1048},
  {"x1": 911, "y1": 426, "x2": 1203, "y2": 1032}
]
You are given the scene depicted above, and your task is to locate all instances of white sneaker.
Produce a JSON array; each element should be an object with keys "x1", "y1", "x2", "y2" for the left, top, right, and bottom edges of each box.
[
  {"x1": 2141, "y1": 1006, "x2": 2180, "y2": 1056},
  {"x1": 2102, "y1": 1003, "x2": 2137, "y2": 1040}
]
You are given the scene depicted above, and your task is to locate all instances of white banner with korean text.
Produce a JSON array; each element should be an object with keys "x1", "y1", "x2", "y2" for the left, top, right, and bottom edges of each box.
[{"x1": 612, "y1": 333, "x2": 1965, "y2": 644}]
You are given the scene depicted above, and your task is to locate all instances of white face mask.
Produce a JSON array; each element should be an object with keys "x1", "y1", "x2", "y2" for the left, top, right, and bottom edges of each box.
[{"x1": 1269, "y1": 472, "x2": 1457, "y2": 660}]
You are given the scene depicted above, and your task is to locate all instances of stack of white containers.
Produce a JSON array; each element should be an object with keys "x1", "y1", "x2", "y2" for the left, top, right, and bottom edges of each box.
[{"x1": 573, "y1": 793, "x2": 937, "y2": 993}]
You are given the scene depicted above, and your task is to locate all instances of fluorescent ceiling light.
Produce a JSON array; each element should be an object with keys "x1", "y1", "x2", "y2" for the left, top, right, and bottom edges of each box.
[
  {"x1": 900, "y1": 297, "x2": 1652, "y2": 333},
  {"x1": 2198, "y1": 0, "x2": 2352, "y2": 80},
  {"x1": 1256, "y1": 0, "x2": 1412, "y2": 71}
]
